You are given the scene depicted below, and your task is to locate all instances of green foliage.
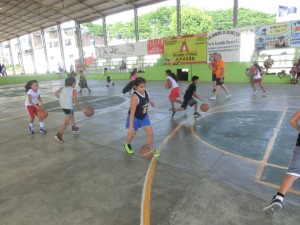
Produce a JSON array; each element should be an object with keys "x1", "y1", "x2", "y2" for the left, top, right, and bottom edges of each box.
[
  {"x1": 170, "y1": 6, "x2": 213, "y2": 35},
  {"x1": 208, "y1": 8, "x2": 276, "y2": 30},
  {"x1": 82, "y1": 22, "x2": 104, "y2": 36},
  {"x1": 138, "y1": 6, "x2": 176, "y2": 39},
  {"x1": 107, "y1": 22, "x2": 135, "y2": 40},
  {"x1": 83, "y1": 6, "x2": 276, "y2": 40}
]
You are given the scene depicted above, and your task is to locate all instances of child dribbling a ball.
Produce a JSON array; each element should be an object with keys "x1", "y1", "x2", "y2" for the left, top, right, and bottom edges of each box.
[
  {"x1": 54, "y1": 77, "x2": 84, "y2": 142},
  {"x1": 124, "y1": 77, "x2": 159, "y2": 157},
  {"x1": 25, "y1": 80, "x2": 47, "y2": 134}
]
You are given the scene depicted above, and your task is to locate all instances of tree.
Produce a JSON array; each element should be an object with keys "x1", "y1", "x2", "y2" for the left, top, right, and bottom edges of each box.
[
  {"x1": 138, "y1": 6, "x2": 176, "y2": 40},
  {"x1": 82, "y1": 22, "x2": 103, "y2": 36},
  {"x1": 208, "y1": 8, "x2": 276, "y2": 31},
  {"x1": 107, "y1": 22, "x2": 135, "y2": 41},
  {"x1": 170, "y1": 6, "x2": 213, "y2": 35}
]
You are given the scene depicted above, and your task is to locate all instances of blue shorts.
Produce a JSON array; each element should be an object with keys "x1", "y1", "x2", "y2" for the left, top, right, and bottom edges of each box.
[{"x1": 126, "y1": 114, "x2": 151, "y2": 131}]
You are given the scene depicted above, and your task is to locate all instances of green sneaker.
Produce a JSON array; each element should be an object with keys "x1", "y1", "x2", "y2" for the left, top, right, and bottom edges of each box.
[
  {"x1": 124, "y1": 144, "x2": 134, "y2": 154},
  {"x1": 153, "y1": 151, "x2": 160, "y2": 157}
]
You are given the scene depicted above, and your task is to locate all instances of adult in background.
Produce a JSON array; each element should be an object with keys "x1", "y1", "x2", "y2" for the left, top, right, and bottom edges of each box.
[
  {"x1": 209, "y1": 54, "x2": 231, "y2": 100},
  {"x1": 264, "y1": 55, "x2": 274, "y2": 72},
  {"x1": 1, "y1": 64, "x2": 8, "y2": 77},
  {"x1": 208, "y1": 53, "x2": 218, "y2": 92}
]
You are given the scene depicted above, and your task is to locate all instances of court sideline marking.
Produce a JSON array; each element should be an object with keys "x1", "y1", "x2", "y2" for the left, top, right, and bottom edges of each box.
[
  {"x1": 255, "y1": 108, "x2": 287, "y2": 181},
  {"x1": 140, "y1": 121, "x2": 185, "y2": 225}
]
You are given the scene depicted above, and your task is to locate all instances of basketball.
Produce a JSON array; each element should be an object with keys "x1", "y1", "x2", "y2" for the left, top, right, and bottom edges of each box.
[
  {"x1": 37, "y1": 108, "x2": 48, "y2": 120},
  {"x1": 139, "y1": 144, "x2": 154, "y2": 160},
  {"x1": 84, "y1": 107, "x2": 94, "y2": 117},
  {"x1": 200, "y1": 103, "x2": 209, "y2": 112}
]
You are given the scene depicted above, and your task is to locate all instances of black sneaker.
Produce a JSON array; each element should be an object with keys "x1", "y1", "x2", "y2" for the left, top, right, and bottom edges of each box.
[
  {"x1": 194, "y1": 112, "x2": 201, "y2": 117},
  {"x1": 29, "y1": 126, "x2": 34, "y2": 135},
  {"x1": 39, "y1": 128, "x2": 47, "y2": 134},
  {"x1": 263, "y1": 196, "x2": 283, "y2": 215},
  {"x1": 171, "y1": 109, "x2": 176, "y2": 117}
]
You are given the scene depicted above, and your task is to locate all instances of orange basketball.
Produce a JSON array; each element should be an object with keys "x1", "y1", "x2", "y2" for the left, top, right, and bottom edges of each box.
[
  {"x1": 84, "y1": 107, "x2": 94, "y2": 117},
  {"x1": 37, "y1": 108, "x2": 48, "y2": 120},
  {"x1": 200, "y1": 103, "x2": 209, "y2": 112},
  {"x1": 139, "y1": 145, "x2": 154, "y2": 160}
]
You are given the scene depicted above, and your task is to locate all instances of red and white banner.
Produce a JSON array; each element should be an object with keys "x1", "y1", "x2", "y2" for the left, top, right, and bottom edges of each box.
[{"x1": 147, "y1": 39, "x2": 164, "y2": 54}]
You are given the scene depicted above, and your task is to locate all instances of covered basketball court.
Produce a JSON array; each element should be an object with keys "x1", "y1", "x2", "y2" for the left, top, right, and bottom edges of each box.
[
  {"x1": 1, "y1": 79, "x2": 300, "y2": 225},
  {"x1": 1, "y1": 0, "x2": 300, "y2": 225}
]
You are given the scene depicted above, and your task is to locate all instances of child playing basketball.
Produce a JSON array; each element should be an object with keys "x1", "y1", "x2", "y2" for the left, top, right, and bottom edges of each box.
[
  {"x1": 172, "y1": 76, "x2": 204, "y2": 117},
  {"x1": 103, "y1": 68, "x2": 114, "y2": 87},
  {"x1": 78, "y1": 69, "x2": 91, "y2": 94},
  {"x1": 54, "y1": 77, "x2": 84, "y2": 142},
  {"x1": 165, "y1": 69, "x2": 183, "y2": 113},
  {"x1": 263, "y1": 110, "x2": 300, "y2": 215},
  {"x1": 25, "y1": 80, "x2": 47, "y2": 134},
  {"x1": 124, "y1": 77, "x2": 159, "y2": 157}
]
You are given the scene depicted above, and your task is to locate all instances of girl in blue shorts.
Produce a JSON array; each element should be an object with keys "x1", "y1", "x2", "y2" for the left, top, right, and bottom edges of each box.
[
  {"x1": 124, "y1": 77, "x2": 159, "y2": 157},
  {"x1": 264, "y1": 110, "x2": 300, "y2": 215}
]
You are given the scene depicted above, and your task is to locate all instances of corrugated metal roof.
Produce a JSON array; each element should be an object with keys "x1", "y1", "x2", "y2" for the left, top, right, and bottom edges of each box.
[{"x1": 0, "y1": 0, "x2": 167, "y2": 42}]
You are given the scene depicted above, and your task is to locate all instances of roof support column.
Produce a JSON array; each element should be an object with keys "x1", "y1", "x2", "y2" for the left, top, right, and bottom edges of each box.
[
  {"x1": 57, "y1": 23, "x2": 66, "y2": 71},
  {"x1": 233, "y1": 0, "x2": 238, "y2": 28},
  {"x1": 28, "y1": 34, "x2": 37, "y2": 74},
  {"x1": 41, "y1": 29, "x2": 50, "y2": 73},
  {"x1": 17, "y1": 37, "x2": 25, "y2": 74},
  {"x1": 8, "y1": 40, "x2": 15, "y2": 75},
  {"x1": 102, "y1": 17, "x2": 108, "y2": 46},
  {"x1": 0, "y1": 43, "x2": 4, "y2": 64},
  {"x1": 75, "y1": 21, "x2": 84, "y2": 69},
  {"x1": 134, "y1": 8, "x2": 139, "y2": 41},
  {"x1": 177, "y1": 0, "x2": 181, "y2": 36}
]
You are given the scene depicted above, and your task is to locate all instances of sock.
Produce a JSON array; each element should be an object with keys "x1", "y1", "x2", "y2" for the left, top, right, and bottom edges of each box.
[
  {"x1": 275, "y1": 192, "x2": 284, "y2": 202},
  {"x1": 29, "y1": 123, "x2": 33, "y2": 128},
  {"x1": 39, "y1": 122, "x2": 44, "y2": 128}
]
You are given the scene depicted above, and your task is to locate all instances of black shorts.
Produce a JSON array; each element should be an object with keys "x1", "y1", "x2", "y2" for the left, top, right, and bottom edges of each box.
[
  {"x1": 216, "y1": 77, "x2": 224, "y2": 85},
  {"x1": 181, "y1": 98, "x2": 197, "y2": 109},
  {"x1": 212, "y1": 74, "x2": 217, "y2": 81},
  {"x1": 62, "y1": 109, "x2": 74, "y2": 116},
  {"x1": 297, "y1": 72, "x2": 300, "y2": 78}
]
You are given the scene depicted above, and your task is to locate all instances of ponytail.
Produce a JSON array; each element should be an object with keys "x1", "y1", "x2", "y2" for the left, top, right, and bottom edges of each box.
[
  {"x1": 25, "y1": 80, "x2": 38, "y2": 93},
  {"x1": 170, "y1": 72, "x2": 178, "y2": 82}
]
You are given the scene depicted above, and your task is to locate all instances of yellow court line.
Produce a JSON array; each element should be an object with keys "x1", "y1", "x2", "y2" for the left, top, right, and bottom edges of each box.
[
  {"x1": 255, "y1": 108, "x2": 288, "y2": 181},
  {"x1": 256, "y1": 180, "x2": 300, "y2": 195},
  {"x1": 141, "y1": 122, "x2": 185, "y2": 225}
]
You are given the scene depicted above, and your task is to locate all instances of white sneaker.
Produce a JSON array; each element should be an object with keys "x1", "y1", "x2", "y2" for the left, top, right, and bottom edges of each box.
[
  {"x1": 263, "y1": 91, "x2": 267, "y2": 96},
  {"x1": 252, "y1": 91, "x2": 257, "y2": 96},
  {"x1": 209, "y1": 96, "x2": 216, "y2": 100},
  {"x1": 225, "y1": 94, "x2": 232, "y2": 99}
]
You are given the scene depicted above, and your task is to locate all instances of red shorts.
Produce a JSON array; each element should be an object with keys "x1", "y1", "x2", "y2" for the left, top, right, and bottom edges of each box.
[
  {"x1": 26, "y1": 105, "x2": 39, "y2": 120},
  {"x1": 254, "y1": 78, "x2": 262, "y2": 83},
  {"x1": 169, "y1": 87, "x2": 180, "y2": 100}
]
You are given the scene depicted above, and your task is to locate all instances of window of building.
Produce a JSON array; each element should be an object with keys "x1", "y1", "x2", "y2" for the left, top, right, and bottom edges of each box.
[{"x1": 65, "y1": 39, "x2": 72, "y2": 46}]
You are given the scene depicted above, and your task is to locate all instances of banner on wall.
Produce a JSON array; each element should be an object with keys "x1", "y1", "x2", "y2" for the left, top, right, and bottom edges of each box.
[
  {"x1": 291, "y1": 20, "x2": 300, "y2": 47},
  {"x1": 164, "y1": 34, "x2": 207, "y2": 64},
  {"x1": 96, "y1": 41, "x2": 147, "y2": 58},
  {"x1": 147, "y1": 39, "x2": 164, "y2": 54},
  {"x1": 254, "y1": 22, "x2": 292, "y2": 53},
  {"x1": 207, "y1": 28, "x2": 241, "y2": 62}
]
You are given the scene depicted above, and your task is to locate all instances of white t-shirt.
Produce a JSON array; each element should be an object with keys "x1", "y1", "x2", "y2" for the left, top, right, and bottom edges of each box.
[
  {"x1": 25, "y1": 89, "x2": 41, "y2": 106},
  {"x1": 167, "y1": 76, "x2": 178, "y2": 89},
  {"x1": 59, "y1": 87, "x2": 74, "y2": 110},
  {"x1": 254, "y1": 71, "x2": 262, "y2": 79}
]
